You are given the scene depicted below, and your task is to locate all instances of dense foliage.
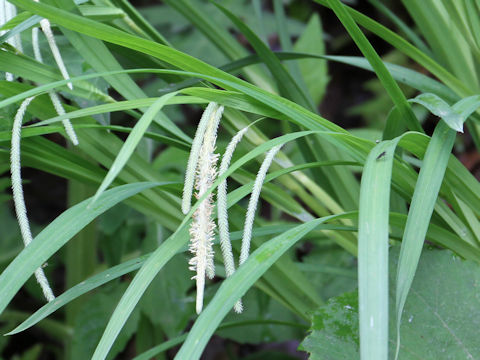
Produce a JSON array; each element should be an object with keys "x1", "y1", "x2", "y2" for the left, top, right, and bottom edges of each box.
[{"x1": 1, "y1": 0, "x2": 479, "y2": 359}]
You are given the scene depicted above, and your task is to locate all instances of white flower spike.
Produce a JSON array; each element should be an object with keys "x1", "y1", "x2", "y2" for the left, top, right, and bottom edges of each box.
[
  {"x1": 11, "y1": 97, "x2": 55, "y2": 302},
  {"x1": 31, "y1": 0, "x2": 73, "y2": 90},
  {"x1": 240, "y1": 145, "x2": 283, "y2": 266},
  {"x1": 182, "y1": 102, "x2": 218, "y2": 215},
  {"x1": 188, "y1": 103, "x2": 223, "y2": 314},
  {"x1": 32, "y1": 27, "x2": 78, "y2": 145},
  {"x1": 217, "y1": 126, "x2": 249, "y2": 313}
]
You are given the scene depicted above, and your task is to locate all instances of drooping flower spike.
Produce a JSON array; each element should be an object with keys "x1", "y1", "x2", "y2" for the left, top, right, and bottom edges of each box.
[
  {"x1": 11, "y1": 97, "x2": 55, "y2": 302},
  {"x1": 31, "y1": 0, "x2": 73, "y2": 90},
  {"x1": 32, "y1": 27, "x2": 78, "y2": 145},
  {"x1": 217, "y1": 126, "x2": 250, "y2": 313},
  {"x1": 185, "y1": 103, "x2": 282, "y2": 315},
  {"x1": 240, "y1": 145, "x2": 283, "y2": 266},
  {"x1": 229, "y1": 145, "x2": 283, "y2": 311}
]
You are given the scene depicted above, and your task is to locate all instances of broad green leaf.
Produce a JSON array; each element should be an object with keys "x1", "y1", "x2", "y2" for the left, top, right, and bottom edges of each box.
[
  {"x1": 273, "y1": 0, "x2": 313, "y2": 107},
  {"x1": 70, "y1": 283, "x2": 139, "y2": 360},
  {"x1": 300, "y1": 247, "x2": 480, "y2": 359},
  {"x1": 293, "y1": 14, "x2": 328, "y2": 105},
  {"x1": 301, "y1": 291, "x2": 359, "y2": 360}
]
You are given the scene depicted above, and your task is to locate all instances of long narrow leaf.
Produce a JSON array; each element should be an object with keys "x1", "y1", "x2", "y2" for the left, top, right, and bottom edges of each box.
[
  {"x1": 89, "y1": 131, "x2": 319, "y2": 360},
  {"x1": 0, "y1": 182, "x2": 170, "y2": 315},
  {"x1": 90, "y1": 92, "x2": 177, "y2": 204},
  {"x1": 358, "y1": 140, "x2": 398, "y2": 359},
  {"x1": 314, "y1": 0, "x2": 470, "y2": 97},
  {"x1": 325, "y1": 0, "x2": 422, "y2": 133},
  {"x1": 175, "y1": 216, "x2": 335, "y2": 360},
  {"x1": 395, "y1": 119, "x2": 458, "y2": 358}
]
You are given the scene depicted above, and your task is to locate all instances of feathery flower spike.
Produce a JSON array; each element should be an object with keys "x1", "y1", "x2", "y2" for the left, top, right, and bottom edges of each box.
[
  {"x1": 182, "y1": 102, "x2": 218, "y2": 215},
  {"x1": 188, "y1": 103, "x2": 223, "y2": 314},
  {"x1": 32, "y1": 27, "x2": 78, "y2": 145},
  {"x1": 217, "y1": 126, "x2": 249, "y2": 313},
  {"x1": 240, "y1": 145, "x2": 283, "y2": 266},
  {"x1": 11, "y1": 97, "x2": 55, "y2": 302}
]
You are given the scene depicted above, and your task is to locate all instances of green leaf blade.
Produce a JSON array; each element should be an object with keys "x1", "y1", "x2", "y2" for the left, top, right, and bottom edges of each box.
[
  {"x1": 90, "y1": 92, "x2": 177, "y2": 205},
  {"x1": 175, "y1": 217, "x2": 336, "y2": 360},
  {"x1": 358, "y1": 140, "x2": 398, "y2": 360},
  {"x1": 0, "y1": 182, "x2": 168, "y2": 316},
  {"x1": 396, "y1": 120, "x2": 456, "y2": 357}
]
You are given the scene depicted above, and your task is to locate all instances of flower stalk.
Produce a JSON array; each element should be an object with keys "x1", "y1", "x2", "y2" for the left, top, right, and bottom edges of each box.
[{"x1": 11, "y1": 97, "x2": 55, "y2": 302}]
